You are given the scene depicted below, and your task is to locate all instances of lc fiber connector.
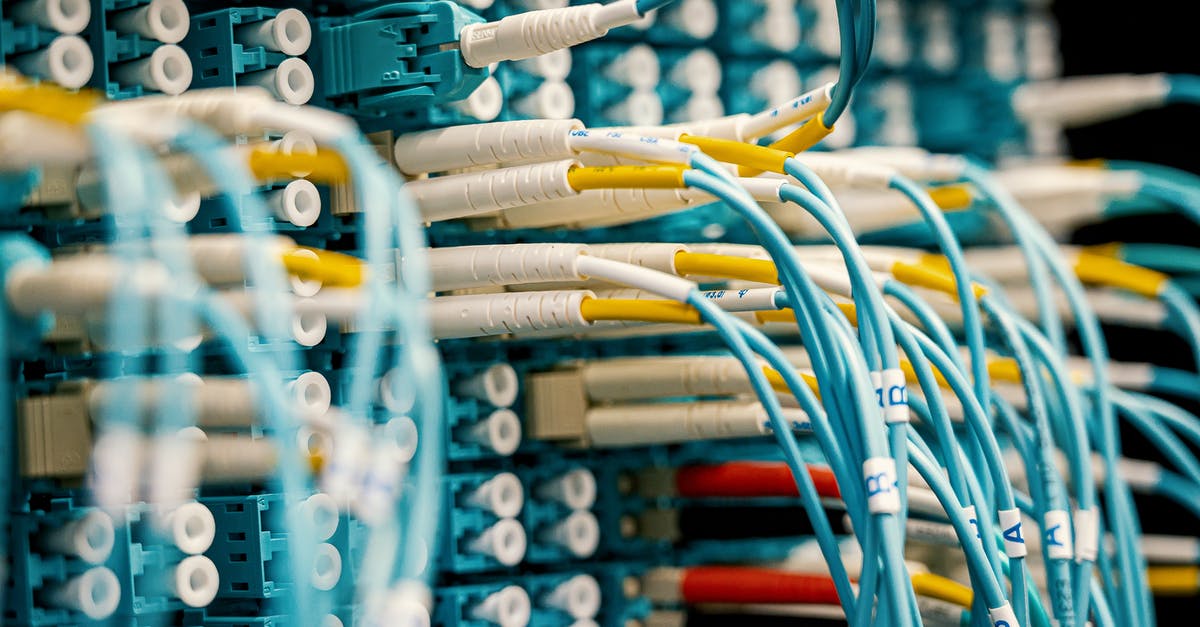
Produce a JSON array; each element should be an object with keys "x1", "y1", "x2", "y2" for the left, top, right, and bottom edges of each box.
[{"x1": 310, "y1": 2, "x2": 487, "y2": 119}]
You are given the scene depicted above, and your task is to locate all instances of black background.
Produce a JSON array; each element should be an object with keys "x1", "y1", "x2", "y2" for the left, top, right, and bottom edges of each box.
[
  {"x1": 1054, "y1": 0, "x2": 1200, "y2": 247},
  {"x1": 1053, "y1": 0, "x2": 1200, "y2": 614}
]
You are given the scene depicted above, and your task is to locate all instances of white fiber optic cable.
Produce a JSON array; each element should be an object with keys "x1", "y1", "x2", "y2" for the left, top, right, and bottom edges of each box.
[
  {"x1": 576, "y1": 355, "x2": 755, "y2": 401},
  {"x1": 536, "y1": 468, "x2": 597, "y2": 510},
  {"x1": 425, "y1": 243, "x2": 587, "y2": 292},
  {"x1": 311, "y1": 543, "x2": 343, "y2": 591},
  {"x1": 468, "y1": 472, "x2": 525, "y2": 518},
  {"x1": 471, "y1": 585, "x2": 532, "y2": 627},
  {"x1": 41, "y1": 510, "x2": 116, "y2": 565},
  {"x1": 10, "y1": 0, "x2": 91, "y2": 34},
  {"x1": 4, "y1": 254, "x2": 171, "y2": 317},
  {"x1": 407, "y1": 159, "x2": 580, "y2": 222},
  {"x1": 240, "y1": 58, "x2": 315, "y2": 106},
  {"x1": 542, "y1": 574, "x2": 602, "y2": 620},
  {"x1": 478, "y1": 187, "x2": 693, "y2": 229},
  {"x1": 11, "y1": 35, "x2": 94, "y2": 89},
  {"x1": 585, "y1": 400, "x2": 809, "y2": 447},
  {"x1": 159, "y1": 501, "x2": 217, "y2": 555},
  {"x1": 540, "y1": 511, "x2": 601, "y2": 557},
  {"x1": 170, "y1": 556, "x2": 220, "y2": 607},
  {"x1": 268, "y1": 179, "x2": 323, "y2": 227},
  {"x1": 46, "y1": 567, "x2": 121, "y2": 619},
  {"x1": 455, "y1": 363, "x2": 521, "y2": 408},
  {"x1": 739, "y1": 83, "x2": 836, "y2": 141},
  {"x1": 469, "y1": 520, "x2": 528, "y2": 567},
  {"x1": 186, "y1": 234, "x2": 297, "y2": 285},
  {"x1": 465, "y1": 408, "x2": 524, "y2": 456},
  {"x1": 112, "y1": 44, "x2": 193, "y2": 95},
  {"x1": 393, "y1": 119, "x2": 582, "y2": 175},
  {"x1": 458, "y1": 0, "x2": 642, "y2": 69},
  {"x1": 429, "y1": 290, "x2": 594, "y2": 339},
  {"x1": 0, "y1": 111, "x2": 91, "y2": 169},
  {"x1": 301, "y1": 492, "x2": 341, "y2": 542},
  {"x1": 109, "y1": 0, "x2": 190, "y2": 43},
  {"x1": 1012, "y1": 73, "x2": 1171, "y2": 127},
  {"x1": 235, "y1": 9, "x2": 312, "y2": 56}
]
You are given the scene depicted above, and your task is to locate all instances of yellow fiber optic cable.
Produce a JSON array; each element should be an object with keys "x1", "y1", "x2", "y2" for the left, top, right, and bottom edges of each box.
[
  {"x1": 248, "y1": 146, "x2": 350, "y2": 183},
  {"x1": 921, "y1": 246, "x2": 1167, "y2": 298},
  {"x1": 764, "y1": 114, "x2": 836, "y2": 164},
  {"x1": 566, "y1": 165, "x2": 688, "y2": 191},
  {"x1": 927, "y1": 185, "x2": 975, "y2": 211},
  {"x1": 1067, "y1": 159, "x2": 1109, "y2": 169},
  {"x1": 897, "y1": 356, "x2": 1022, "y2": 390},
  {"x1": 891, "y1": 261, "x2": 988, "y2": 301},
  {"x1": 910, "y1": 572, "x2": 974, "y2": 609},
  {"x1": 679, "y1": 134, "x2": 794, "y2": 176},
  {"x1": 1147, "y1": 566, "x2": 1200, "y2": 596},
  {"x1": 0, "y1": 74, "x2": 100, "y2": 124},
  {"x1": 578, "y1": 299, "x2": 703, "y2": 325},
  {"x1": 1073, "y1": 251, "x2": 1169, "y2": 299},
  {"x1": 762, "y1": 366, "x2": 822, "y2": 399},
  {"x1": 673, "y1": 251, "x2": 781, "y2": 285},
  {"x1": 755, "y1": 302, "x2": 858, "y2": 325},
  {"x1": 280, "y1": 247, "x2": 365, "y2": 287}
]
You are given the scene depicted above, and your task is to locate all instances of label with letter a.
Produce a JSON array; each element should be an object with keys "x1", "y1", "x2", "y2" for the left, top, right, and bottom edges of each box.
[
  {"x1": 1043, "y1": 509, "x2": 1073, "y2": 560},
  {"x1": 999, "y1": 508, "x2": 1027, "y2": 558}
]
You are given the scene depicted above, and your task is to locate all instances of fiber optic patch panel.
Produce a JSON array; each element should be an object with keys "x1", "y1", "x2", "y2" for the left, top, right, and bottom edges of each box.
[{"x1": 4, "y1": 0, "x2": 1200, "y2": 626}]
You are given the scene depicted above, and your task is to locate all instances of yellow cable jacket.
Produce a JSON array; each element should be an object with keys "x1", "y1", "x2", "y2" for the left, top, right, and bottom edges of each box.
[
  {"x1": 892, "y1": 261, "x2": 988, "y2": 301},
  {"x1": 910, "y1": 572, "x2": 974, "y2": 609},
  {"x1": 566, "y1": 165, "x2": 688, "y2": 191},
  {"x1": 281, "y1": 248, "x2": 365, "y2": 287},
  {"x1": 674, "y1": 251, "x2": 780, "y2": 285},
  {"x1": 753, "y1": 113, "x2": 834, "y2": 176},
  {"x1": 1074, "y1": 252, "x2": 1169, "y2": 298},
  {"x1": 1147, "y1": 566, "x2": 1200, "y2": 596},
  {"x1": 763, "y1": 366, "x2": 822, "y2": 399},
  {"x1": 578, "y1": 299, "x2": 702, "y2": 325},
  {"x1": 248, "y1": 147, "x2": 350, "y2": 183},
  {"x1": 679, "y1": 134, "x2": 793, "y2": 175},
  {"x1": 756, "y1": 302, "x2": 857, "y2": 325},
  {"x1": 0, "y1": 80, "x2": 100, "y2": 124},
  {"x1": 927, "y1": 185, "x2": 975, "y2": 211},
  {"x1": 987, "y1": 358, "x2": 1023, "y2": 383},
  {"x1": 898, "y1": 356, "x2": 1022, "y2": 390}
]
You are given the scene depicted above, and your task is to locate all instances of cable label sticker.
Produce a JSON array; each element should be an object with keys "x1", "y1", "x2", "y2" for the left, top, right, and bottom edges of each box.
[
  {"x1": 871, "y1": 369, "x2": 910, "y2": 423},
  {"x1": 862, "y1": 457, "x2": 901, "y2": 514},
  {"x1": 963, "y1": 505, "x2": 980, "y2": 539},
  {"x1": 1043, "y1": 509, "x2": 1073, "y2": 560},
  {"x1": 998, "y1": 508, "x2": 1027, "y2": 558},
  {"x1": 988, "y1": 602, "x2": 1018, "y2": 627},
  {"x1": 1073, "y1": 507, "x2": 1099, "y2": 562}
]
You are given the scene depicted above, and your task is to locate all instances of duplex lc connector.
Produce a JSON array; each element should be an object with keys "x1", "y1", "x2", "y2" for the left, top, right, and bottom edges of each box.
[{"x1": 312, "y1": 2, "x2": 488, "y2": 117}]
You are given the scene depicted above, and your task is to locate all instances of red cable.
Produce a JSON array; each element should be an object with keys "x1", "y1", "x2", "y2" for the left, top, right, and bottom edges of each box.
[
  {"x1": 680, "y1": 566, "x2": 842, "y2": 605},
  {"x1": 674, "y1": 462, "x2": 841, "y2": 499}
]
